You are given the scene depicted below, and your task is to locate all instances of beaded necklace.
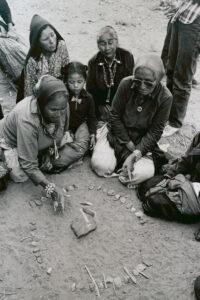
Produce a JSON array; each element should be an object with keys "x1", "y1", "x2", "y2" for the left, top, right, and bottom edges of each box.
[{"x1": 102, "y1": 57, "x2": 117, "y2": 103}]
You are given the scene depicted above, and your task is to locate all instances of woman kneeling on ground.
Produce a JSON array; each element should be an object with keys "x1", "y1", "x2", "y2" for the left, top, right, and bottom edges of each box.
[
  {"x1": 91, "y1": 55, "x2": 172, "y2": 186},
  {"x1": 0, "y1": 75, "x2": 73, "y2": 211},
  {"x1": 86, "y1": 25, "x2": 134, "y2": 122},
  {"x1": 17, "y1": 14, "x2": 69, "y2": 102}
]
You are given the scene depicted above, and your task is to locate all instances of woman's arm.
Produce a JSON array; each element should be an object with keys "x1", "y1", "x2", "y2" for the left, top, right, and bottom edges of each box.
[
  {"x1": 87, "y1": 94, "x2": 97, "y2": 135},
  {"x1": 24, "y1": 58, "x2": 38, "y2": 97},
  {"x1": 110, "y1": 78, "x2": 132, "y2": 145},
  {"x1": 17, "y1": 118, "x2": 65, "y2": 210},
  {"x1": 59, "y1": 40, "x2": 70, "y2": 67},
  {"x1": 135, "y1": 94, "x2": 173, "y2": 155}
]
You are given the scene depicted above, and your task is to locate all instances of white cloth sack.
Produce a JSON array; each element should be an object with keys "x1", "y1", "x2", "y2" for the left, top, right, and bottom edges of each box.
[{"x1": 91, "y1": 124, "x2": 117, "y2": 177}]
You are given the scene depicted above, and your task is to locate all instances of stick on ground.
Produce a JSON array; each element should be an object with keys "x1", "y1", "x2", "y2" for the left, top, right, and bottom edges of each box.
[
  {"x1": 123, "y1": 267, "x2": 137, "y2": 284},
  {"x1": 85, "y1": 265, "x2": 100, "y2": 297}
]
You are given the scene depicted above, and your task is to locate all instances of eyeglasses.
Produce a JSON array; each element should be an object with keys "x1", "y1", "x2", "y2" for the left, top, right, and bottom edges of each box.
[{"x1": 133, "y1": 78, "x2": 156, "y2": 88}]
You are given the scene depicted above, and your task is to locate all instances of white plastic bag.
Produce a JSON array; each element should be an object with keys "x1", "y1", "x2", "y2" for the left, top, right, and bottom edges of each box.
[{"x1": 91, "y1": 124, "x2": 117, "y2": 177}]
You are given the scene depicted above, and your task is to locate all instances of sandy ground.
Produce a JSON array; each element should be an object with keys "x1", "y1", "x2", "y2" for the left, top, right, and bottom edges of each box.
[{"x1": 0, "y1": 0, "x2": 200, "y2": 299}]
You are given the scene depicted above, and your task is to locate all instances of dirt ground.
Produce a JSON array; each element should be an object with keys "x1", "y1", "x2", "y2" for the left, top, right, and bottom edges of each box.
[{"x1": 0, "y1": 0, "x2": 200, "y2": 299}]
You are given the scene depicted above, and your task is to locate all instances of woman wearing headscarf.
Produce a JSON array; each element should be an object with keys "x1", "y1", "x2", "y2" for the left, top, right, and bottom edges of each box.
[
  {"x1": 86, "y1": 26, "x2": 134, "y2": 121},
  {"x1": 0, "y1": 75, "x2": 71, "y2": 211},
  {"x1": 91, "y1": 55, "x2": 172, "y2": 185},
  {"x1": 16, "y1": 14, "x2": 69, "y2": 102},
  {"x1": 0, "y1": 0, "x2": 27, "y2": 82}
]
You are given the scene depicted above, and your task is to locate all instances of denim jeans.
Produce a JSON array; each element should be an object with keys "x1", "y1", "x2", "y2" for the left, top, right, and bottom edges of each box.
[
  {"x1": 166, "y1": 17, "x2": 200, "y2": 128},
  {"x1": 161, "y1": 19, "x2": 172, "y2": 70}
]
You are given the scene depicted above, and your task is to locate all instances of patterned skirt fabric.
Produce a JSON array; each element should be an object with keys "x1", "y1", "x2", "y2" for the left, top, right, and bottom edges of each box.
[{"x1": 0, "y1": 33, "x2": 27, "y2": 82}]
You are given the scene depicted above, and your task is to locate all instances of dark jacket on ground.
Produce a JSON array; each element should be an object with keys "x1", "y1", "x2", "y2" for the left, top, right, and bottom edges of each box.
[
  {"x1": 69, "y1": 89, "x2": 97, "y2": 135},
  {"x1": 86, "y1": 47, "x2": 134, "y2": 117}
]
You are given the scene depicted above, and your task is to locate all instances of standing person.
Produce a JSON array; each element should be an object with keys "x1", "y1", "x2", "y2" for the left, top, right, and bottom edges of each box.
[
  {"x1": 0, "y1": 0, "x2": 27, "y2": 80},
  {"x1": 0, "y1": 75, "x2": 71, "y2": 211},
  {"x1": 16, "y1": 14, "x2": 69, "y2": 102},
  {"x1": 86, "y1": 26, "x2": 134, "y2": 122},
  {"x1": 162, "y1": 0, "x2": 200, "y2": 137},
  {"x1": 91, "y1": 55, "x2": 172, "y2": 183}
]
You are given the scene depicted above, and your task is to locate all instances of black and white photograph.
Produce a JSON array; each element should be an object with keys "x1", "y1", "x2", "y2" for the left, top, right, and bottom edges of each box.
[{"x1": 0, "y1": 0, "x2": 200, "y2": 299}]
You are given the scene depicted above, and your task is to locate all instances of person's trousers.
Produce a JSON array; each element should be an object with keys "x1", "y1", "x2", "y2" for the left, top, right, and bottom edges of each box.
[
  {"x1": 52, "y1": 123, "x2": 90, "y2": 171},
  {"x1": 161, "y1": 19, "x2": 172, "y2": 70},
  {"x1": 166, "y1": 18, "x2": 200, "y2": 128}
]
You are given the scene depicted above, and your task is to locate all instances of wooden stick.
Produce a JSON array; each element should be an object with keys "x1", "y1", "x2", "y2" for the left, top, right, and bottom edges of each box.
[
  {"x1": 85, "y1": 265, "x2": 100, "y2": 297},
  {"x1": 123, "y1": 267, "x2": 137, "y2": 284},
  {"x1": 20, "y1": 236, "x2": 32, "y2": 242},
  {"x1": 103, "y1": 273, "x2": 107, "y2": 289},
  {"x1": 139, "y1": 271, "x2": 149, "y2": 279}
]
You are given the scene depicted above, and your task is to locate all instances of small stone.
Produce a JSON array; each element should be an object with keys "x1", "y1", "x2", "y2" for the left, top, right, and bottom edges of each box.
[
  {"x1": 46, "y1": 267, "x2": 52, "y2": 275},
  {"x1": 71, "y1": 282, "x2": 76, "y2": 292},
  {"x1": 33, "y1": 248, "x2": 40, "y2": 253},
  {"x1": 88, "y1": 185, "x2": 95, "y2": 190},
  {"x1": 34, "y1": 199, "x2": 43, "y2": 206},
  {"x1": 123, "y1": 275, "x2": 129, "y2": 283},
  {"x1": 106, "y1": 276, "x2": 113, "y2": 284},
  {"x1": 114, "y1": 276, "x2": 122, "y2": 288},
  {"x1": 140, "y1": 219, "x2": 147, "y2": 225},
  {"x1": 136, "y1": 263, "x2": 146, "y2": 273},
  {"x1": 80, "y1": 202, "x2": 92, "y2": 206},
  {"x1": 36, "y1": 255, "x2": 43, "y2": 264},
  {"x1": 130, "y1": 206, "x2": 136, "y2": 213},
  {"x1": 126, "y1": 203, "x2": 133, "y2": 209},
  {"x1": 97, "y1": 185, "x2": 102, "y2": 191},
  {"x1": 31, "y1": 241, "x2": 38, "y2": 247},
  {"x1": 135, "y1": 211, "x2": 144, "y2": 218},
  {"x1": 89, "y1": 283, "x2": 95, "y2": 292},
  {"x1": 142, "y1": 260, "x2": 153, "y2": 267},
  {"x1": 133, "y1": 269, "x2": 139, "y2": 276},
  {"x1": 67, "y1": 185, "x2": 75, "y2": 191},
  {"x1": 30, "y1": 222, "x2": 36, "y2": 226},
  {"x1": 30, "y1": 225, "x2": 37, "y2": 231},
  {"x1": 41, "y1": 197, "x2": 47, "y2": 202},
  {"x1": 107, "y1": 189, "x2": 115, "y2": 196},
  {"x1": 120, "y1": 197, "x2": 126, "y2": 204},
  {"x1": 98, "y1": 281, "x2": 104, "y2": 289},
  {"x1": 114, "y1": 194, "x2": 121, "y2": 201},
  {"x1": 73, "y1": 184, "x2": 78, "y2": 189}
]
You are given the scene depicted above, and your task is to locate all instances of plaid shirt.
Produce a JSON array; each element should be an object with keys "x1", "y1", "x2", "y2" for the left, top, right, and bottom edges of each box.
[{"x1": 171, "y1": 0, "x2": 200, "y2": 24}]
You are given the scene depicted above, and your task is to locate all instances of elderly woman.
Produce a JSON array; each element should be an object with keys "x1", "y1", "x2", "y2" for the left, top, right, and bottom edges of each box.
[
  {"x1": 16, "y1": 14, "x2": 69, "y2": 102},
  {"x1": 91, "y1": 55, "x2": 172, "y2": 185},
  {"x1": 0, "y1": 75, "x2": 76, "y2": 211},
  {"x1": 0, "y1": 0, "x2": 27, "y2": 82},
  {"x1": 86, "y1": 26, "x2": 134, "y2": 121}
]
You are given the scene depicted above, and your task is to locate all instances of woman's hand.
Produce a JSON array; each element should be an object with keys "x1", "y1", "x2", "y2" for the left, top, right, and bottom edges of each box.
[
  {"x1": 51, "y1": 186, "x2": 65, "y2": 212},
  {"x1": 122, "y1": 150, "x2": 142, "y2": 181},
  {"x1": 122, "y1": 153, "x2": 136, "y2": 181},
  {"x1": 126, "y1": 141, "x2": 135, "y2": 152},
  {"x1": 90, "y1": 134, "x2": 96, "y2": 150}
]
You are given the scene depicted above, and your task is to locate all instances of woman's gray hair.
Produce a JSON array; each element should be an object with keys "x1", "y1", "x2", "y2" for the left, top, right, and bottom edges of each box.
[{"x1": 97, "y1": 26, "x2": 118, "y2": 43}]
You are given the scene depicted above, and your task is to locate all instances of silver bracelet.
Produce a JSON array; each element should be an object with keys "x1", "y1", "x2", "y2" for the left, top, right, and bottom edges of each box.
[{"x1": 45, "y1": 183, "x2": 56, "y2": 198}]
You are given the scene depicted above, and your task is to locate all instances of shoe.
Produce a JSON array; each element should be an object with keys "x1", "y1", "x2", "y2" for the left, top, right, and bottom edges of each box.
[
  {"x1": 194, "y1": 276, "x2": 200, "y2": 300},
  {"x1": 162, "y1": 125, "x2": 179, "y2": 138}
]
